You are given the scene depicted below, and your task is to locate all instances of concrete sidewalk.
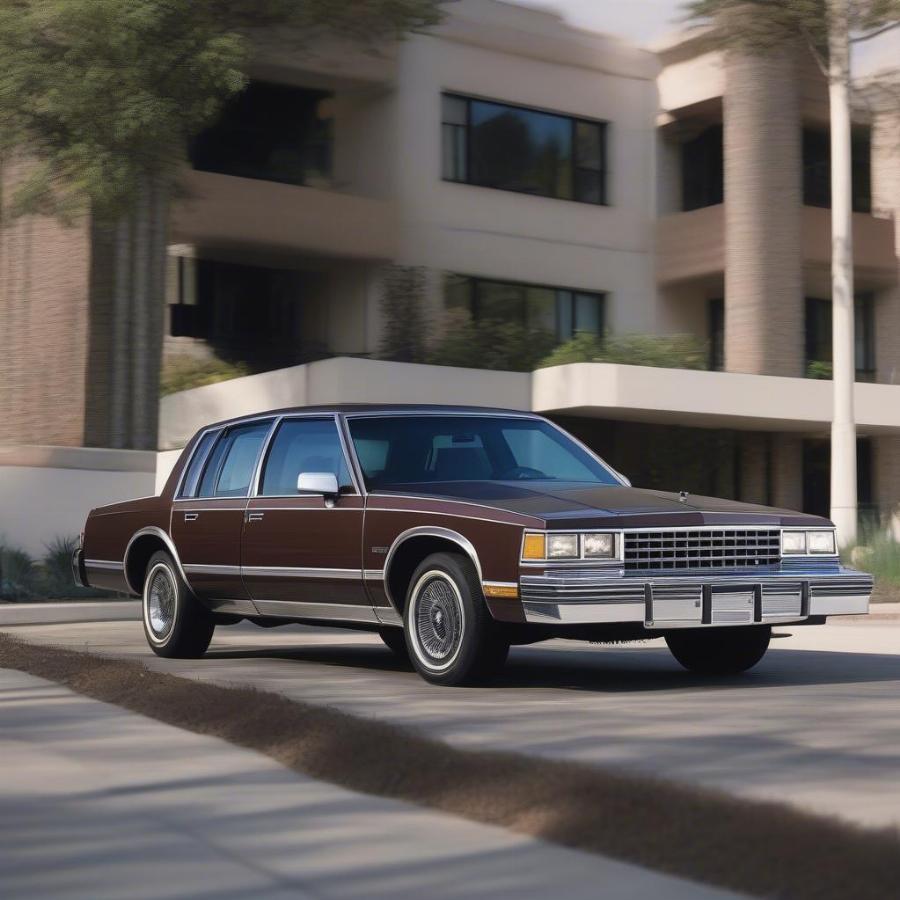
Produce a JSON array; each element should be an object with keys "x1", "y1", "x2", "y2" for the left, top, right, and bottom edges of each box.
[
  {"x1": 0, "y1": 601, "x2": 139, "y2": 626},
  {"x1": 0, "y1": 668, "x2": 738, "y2": 900}
]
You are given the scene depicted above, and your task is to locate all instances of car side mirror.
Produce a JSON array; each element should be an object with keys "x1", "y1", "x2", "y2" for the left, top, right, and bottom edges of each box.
[{"x1": 297, "y1": 472, "x2": 340, "y2": 507}]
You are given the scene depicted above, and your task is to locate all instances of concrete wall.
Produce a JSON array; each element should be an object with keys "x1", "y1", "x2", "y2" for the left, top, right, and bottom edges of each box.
[{"x1": 0, "y1": 447, "x2": 156, "y2": 557}]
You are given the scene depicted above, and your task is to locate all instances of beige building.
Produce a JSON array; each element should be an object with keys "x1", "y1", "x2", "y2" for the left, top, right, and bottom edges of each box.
[{"x1": 1, "y1": 0, "x2": 899, "y2": 553}]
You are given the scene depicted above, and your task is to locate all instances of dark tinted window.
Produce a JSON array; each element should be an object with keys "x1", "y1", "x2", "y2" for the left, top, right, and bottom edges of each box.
[
  {"x1": 260, "y1": 418, "x2": 354, "y2": 496},
  {"x1": 178, "y1": 430, "x2": 219, "y2": 498},
  {"x1": 805, "y1": 295, "x2": 875, "y2": 381},
  {"x1": 442, "y1": 94, "x2": 607, "y2": 205},
  {"x1": 190, "y1": 81, "x2": 332, "y2": 187},
  {"x1": 708, "y1": 298, "x2": 724, "y2": 371},
  {"x1": 802, "y1": 128, "x2": 871, "y2": 214},
  {"x1": 197, "y1": 422, "x2": 271, "y2": 498},
  {"x1": 446, "y1": 275, "x2": 605, "y2": 342},
  {"x1": 347, "y1": 416, "x2": 619, "y2": 489},
  {"x1": 681, "y1": 125, "x2": 723, "y2": 211}
]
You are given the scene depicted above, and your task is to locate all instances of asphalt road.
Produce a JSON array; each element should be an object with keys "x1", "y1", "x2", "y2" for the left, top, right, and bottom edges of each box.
[
  {"x1": 4, "y1": 611, "x2": 899, "y2": 832},
  {"x1": 2, "y1": 668, "x2": 739, "y2": 900}
]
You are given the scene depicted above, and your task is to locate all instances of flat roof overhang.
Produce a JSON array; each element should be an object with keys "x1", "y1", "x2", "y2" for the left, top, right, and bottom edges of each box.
[{"x1": 532, "y1": 363, "x2": 900, "y2": 435}]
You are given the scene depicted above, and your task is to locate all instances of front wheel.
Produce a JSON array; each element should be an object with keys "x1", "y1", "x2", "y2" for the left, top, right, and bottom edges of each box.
[
  {"x1": 665, "y1": 625, "x2": 771, "y2": 675},
  {"x1": 404, "y1": 552, "x2": 509, "y2": 686},
  {"x1": 142, "y1": 550, "x2": 215, "y2": 658}
]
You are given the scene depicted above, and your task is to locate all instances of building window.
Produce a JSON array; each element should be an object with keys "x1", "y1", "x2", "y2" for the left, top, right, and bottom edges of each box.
[
  {"x1": 707, "y1": 298, "x2": 724, "y2": 371},
  {"x1": 681, "y1": 125, "x2": 723, "y2": 211},
  {"x1": 190, "y1": 81, "x2": 333, "y2": 187},
  {"x1": 446, "y1": 275, "x2": 605, "y2": 343},
  {"x1": 441, "y1": 93, "x2": 608, "y2": 205},
  {"x1": 804, "y1": 294, "x2": 876, "y2": 381},
  {"x1": 802, "y1": 438, "x2": 873, "y2": 520},
  {"x1": 802, "y1": 128, "x2": 871, "y2": 214}
]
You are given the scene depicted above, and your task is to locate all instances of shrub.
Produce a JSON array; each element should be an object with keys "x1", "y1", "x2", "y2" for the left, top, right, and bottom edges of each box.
[
  {"x1": 0, "y1": 545, "x2": 38, "y2": 601},
  {"x1": 161, "y1": 355, "x2": 250, "y2": 396},
  {"x1": 843, "y1": 528, "x2": 900, "y2": 586},
  {"x1": 379, "y1": 266, "x2": 428, "y2": 363},
  {"x1": 427, "y1": 311, "x2": 557, "y2": 372},
  {"x1": 807, "y1": 360, "x2": 833, "y2": 380},
  {"x1": 539, "y1": 332, "x2": 709, "y2": 370}
]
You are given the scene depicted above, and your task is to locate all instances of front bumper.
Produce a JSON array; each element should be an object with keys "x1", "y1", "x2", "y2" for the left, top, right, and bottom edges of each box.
[{"x1": 520, "y1": 567, "x2": 872, "y2": 627}]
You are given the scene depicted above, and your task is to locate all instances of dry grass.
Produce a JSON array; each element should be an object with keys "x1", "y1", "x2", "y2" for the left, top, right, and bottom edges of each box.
[{"x1": 2, "y1": 632, "x2": 899, "y2": 900}]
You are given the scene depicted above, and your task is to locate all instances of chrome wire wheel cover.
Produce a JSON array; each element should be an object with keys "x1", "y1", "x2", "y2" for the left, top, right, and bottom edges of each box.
[
  {"x1": 145, "y1": 563, "x2": 176, "y2": 641},
  {"x1": 411, "y1": 571, "x2": 464, "y2": 671}
]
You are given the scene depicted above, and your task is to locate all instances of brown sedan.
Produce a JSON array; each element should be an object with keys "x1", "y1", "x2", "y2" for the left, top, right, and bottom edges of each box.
[{"x1": 74, "y1": 405, "x2": 872, "y2": 685}]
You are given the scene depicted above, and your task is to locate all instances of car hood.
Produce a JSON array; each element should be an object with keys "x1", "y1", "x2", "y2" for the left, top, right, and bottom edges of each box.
[{"x1": 374, "y1": 481, "x2": 829, "y2": 528}]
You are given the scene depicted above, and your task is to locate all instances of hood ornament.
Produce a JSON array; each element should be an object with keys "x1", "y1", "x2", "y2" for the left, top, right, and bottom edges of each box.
[{"x1": 679, "y1": 490, "x2": 689, "y2": 504}]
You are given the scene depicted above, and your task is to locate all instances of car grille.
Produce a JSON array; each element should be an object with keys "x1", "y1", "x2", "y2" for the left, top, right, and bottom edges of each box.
[{"x1": 624, "y1": 528, "x2": 781, "y2": 572}]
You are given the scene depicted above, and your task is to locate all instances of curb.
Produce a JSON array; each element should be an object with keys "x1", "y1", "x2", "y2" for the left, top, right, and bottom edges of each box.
[{"x1": 0, "y1": 601, "x2": 140, "y2": 626}]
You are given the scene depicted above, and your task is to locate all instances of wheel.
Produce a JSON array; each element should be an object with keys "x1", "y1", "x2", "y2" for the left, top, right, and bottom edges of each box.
[
  {"x1": 142, "y1": 550, "x2": 215, "y2": 658},
  {"x1": 378, "y1": 627, "x2": 410, "y2": 662},
  {"x1": 404, "y1": 552, "x2": 509, "y2": 686},
  {"x1": 665, "y1": 625, "x2": 771, "y2": 675}
]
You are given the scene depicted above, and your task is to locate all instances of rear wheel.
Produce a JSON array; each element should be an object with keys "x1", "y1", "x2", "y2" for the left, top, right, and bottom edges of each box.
[
  {"x1": 666, "y1": 625, "x2": 771, "y2": 675},
  {"x1": 142, "y1": 550, "x2": 215, "y2": 658},
  {"x1": 404, "y1": 552, "x2": 509, "y2": 686}
]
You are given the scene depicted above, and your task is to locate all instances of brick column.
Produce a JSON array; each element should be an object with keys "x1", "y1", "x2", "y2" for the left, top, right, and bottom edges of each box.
[
  {"x1": 874, "y1": 437, "x2": 900, "y2": 539},
  {"x1": 0, "y1": 158, "x2": 92, "y2": 446},
  {"x1": 723, "y1": 47, "x2": 804, "y2": 376}
]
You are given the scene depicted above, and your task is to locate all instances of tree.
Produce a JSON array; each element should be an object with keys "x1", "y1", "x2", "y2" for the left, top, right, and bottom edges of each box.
[
  {"x1": 0, "y1": 0, "x2": 444, "y2": 448},
  {"x1": 686, "y1": 0, "x2": 900, "y2": 546}
]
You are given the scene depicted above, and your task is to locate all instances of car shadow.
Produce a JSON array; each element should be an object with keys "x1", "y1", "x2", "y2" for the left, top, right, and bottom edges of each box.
[{"x1": 204, "y1": 635, "x2": 900, "y2": 693}]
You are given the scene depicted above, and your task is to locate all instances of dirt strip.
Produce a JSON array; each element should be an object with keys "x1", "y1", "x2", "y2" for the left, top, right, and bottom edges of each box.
[{"x1": 2, "y1": 632, "x2": 898, "y2": 900}]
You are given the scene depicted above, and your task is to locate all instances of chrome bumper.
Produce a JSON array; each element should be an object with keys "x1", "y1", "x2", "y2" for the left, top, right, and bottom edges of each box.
[
  {"x1": 520, "y1": 568, "x2": 872, "y2": 627},
  {"x1": 71, "y1": 547, "x2": 88, "y2": 589}
]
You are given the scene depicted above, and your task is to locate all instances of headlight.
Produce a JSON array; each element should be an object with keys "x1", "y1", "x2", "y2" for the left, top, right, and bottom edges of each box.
[
  {"x1": 782, "y1": 531, "x2": 807, "y2": 555},
  {"x1": 782, "y1": 530, "x2": 837, "y2": 556},
  {"x1": 547, "y1": 534, "x2": 579, "y2": 559},
  {"x1": 808, "y1": 530, "x2": 836, "y2": 554},
  {"x1": 583, "y1": 533, "x2": 616, "y2": 559}
]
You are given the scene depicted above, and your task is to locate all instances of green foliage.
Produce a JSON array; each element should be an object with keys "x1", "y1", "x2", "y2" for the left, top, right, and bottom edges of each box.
[
  {"x1": 539, "y1": 332, "x2": 709, "y2": 371},
  {"x1": 427, "y1": 310, "x2": 557, "y2": 372},
  {"x1": 806, "y1": 359, "x2": 834, "y2": 379},
  {"x1": 0, "y1": 0, "x2": 445, "y2": 220},
  {"x1": 685, "y1": 0, "x2": 900, "y2": 56},
  {"x1": 0, "y1": 545, "x2": 39, "y2": 600},
  {"x1": 843, "y1": 527, "x2": 900, "y2": 586},
  {"x1": 379, "y1": 266, "x2": 428, "y2": 363},
  {"x1": 160, "y1": 354, "x2": 250, "y2": 396}
]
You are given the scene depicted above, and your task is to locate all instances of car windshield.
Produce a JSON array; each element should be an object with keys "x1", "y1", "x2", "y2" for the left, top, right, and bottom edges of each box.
[{"x1": 347, "y1": 415, "x2": 620, "y2": 490}]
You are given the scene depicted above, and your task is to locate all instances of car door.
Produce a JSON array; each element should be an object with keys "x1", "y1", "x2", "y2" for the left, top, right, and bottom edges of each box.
[
  {"x1": 241, "y1": 415, "x2": 370, "y2": 622},
  {"x1": 171, "y1": 419, "x2": 273, "y2": 603}
]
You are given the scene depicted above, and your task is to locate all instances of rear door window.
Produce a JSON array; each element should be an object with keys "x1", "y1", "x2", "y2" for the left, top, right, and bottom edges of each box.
[{"x1": 197, "y1": 422, "x2": 271, "y2": 498}]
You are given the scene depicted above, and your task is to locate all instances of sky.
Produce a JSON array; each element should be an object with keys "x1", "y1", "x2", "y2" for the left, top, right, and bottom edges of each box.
[{"x1": 506, "y1": 0, "x2": 900, "y2": 75}]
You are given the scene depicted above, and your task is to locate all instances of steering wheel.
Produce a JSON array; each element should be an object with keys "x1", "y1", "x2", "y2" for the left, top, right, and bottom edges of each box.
[{"x1": 497, "y1": 466, "x2": 545, "y2": 480}]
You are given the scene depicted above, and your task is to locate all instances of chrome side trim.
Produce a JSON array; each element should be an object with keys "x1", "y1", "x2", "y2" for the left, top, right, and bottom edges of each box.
[
  {"x1": 364, "y1": 569, "x2": 385, "y2": 580},
  {"x1": 183, "y1": 564, "x2": 242, "y2": 576},
  {"x1": 250, "y1": 599, "x2": 381, "y2": 624},
  {"x1": 375, "y1": 606, "x2": 403, "y2": 627},
  {"x1": 84, "y1": 559, "x2": 125, "y2": 571},
  {"x1": 241, "y1": 566, "x2": 361, "y2": 580},
  {"x1": 123, "y1": 526, "x2": 189, "y2": 595},
  {"x1": 382, "y1": 526, "x2": 484, "y2": 614}
]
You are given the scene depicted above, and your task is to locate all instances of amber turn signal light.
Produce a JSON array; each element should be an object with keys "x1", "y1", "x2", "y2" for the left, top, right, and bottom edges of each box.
[{"x1": 522, "y1": 533, "x2": 546, "y2": 560}]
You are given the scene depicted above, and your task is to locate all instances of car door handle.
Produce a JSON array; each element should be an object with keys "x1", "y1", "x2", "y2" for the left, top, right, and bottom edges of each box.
[
  {"x1": 247, "y1": 512, "x2": 265, "y2": 523},
  {"x1": 183, "y1": 513, "x2": 199, "y2": 522}
]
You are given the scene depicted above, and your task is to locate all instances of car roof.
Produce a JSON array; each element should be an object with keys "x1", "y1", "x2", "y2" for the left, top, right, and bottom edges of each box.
[{"x1": 202, "y1": 404, "x2": 541, "y2": 432}]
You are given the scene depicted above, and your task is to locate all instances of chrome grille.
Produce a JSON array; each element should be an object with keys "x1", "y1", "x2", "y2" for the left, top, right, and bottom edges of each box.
[{"x1": 624, "y1": 528, "x2": 781, "y2": 572}]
